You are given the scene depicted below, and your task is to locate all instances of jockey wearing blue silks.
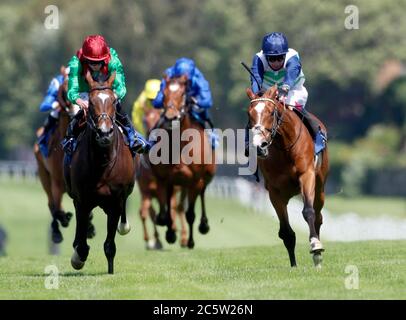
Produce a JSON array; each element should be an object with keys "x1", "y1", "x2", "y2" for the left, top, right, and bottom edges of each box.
[{"x1": 153, "y1": 57, "x2": 214, "y2": 127}]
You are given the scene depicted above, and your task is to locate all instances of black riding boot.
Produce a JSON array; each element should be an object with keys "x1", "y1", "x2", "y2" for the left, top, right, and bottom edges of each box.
[{"x1": 62, "y1": 110, "x2": 83, "y2": 155}]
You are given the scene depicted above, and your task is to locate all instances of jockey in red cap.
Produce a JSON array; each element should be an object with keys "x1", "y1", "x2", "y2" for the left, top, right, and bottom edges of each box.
[{"x1": 62, "y1": 35, "x2": 150, "y2": 156}]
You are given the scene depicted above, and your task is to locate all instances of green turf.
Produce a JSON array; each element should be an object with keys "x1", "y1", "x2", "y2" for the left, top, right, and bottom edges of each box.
[
  {"x1": 0, "y1": 179, "x2": 405, "y2": 299},
  {"x1": 325, "y1": 195, "x2": 406, "y2": 218}
]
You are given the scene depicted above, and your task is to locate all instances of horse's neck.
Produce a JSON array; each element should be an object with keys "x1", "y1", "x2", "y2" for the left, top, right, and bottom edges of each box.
[
  {"x1": 86, "y1": 125, "x2": 119, "y2": 168},
  {"x1": 275, "y1": 109, "x2": 303, "y2": 150},
  {"x1": 58, "y1": 112, "x2": 70, "y2": 136}
]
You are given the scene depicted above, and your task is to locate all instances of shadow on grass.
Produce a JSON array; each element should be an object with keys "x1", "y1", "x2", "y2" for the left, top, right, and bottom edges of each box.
[{"x1": 26, "y1": 271, "x2": 110, "y2": 277}]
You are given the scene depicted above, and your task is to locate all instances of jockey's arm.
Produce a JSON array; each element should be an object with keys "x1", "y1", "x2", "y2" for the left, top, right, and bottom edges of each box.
[
  {"x1": 250, "y1": 55, "x2": 264, "y2": 94},
  {"x1": 39, "y1": 77, "x2": 60, "y2": 112},
  {"x1": 152, "y1": 78, "x2": 167, "y2": 109},
  {"x1": 283, "y1": 55, "x2": 302, "y2": 89},
  {"x1": 109, "y1": 48, "x2": 127, "y2": 100},
  {"x1": 67, "y1": 56, "x2": 81, "y2": 104},
  {"x1": 193, "y1": 69, "x2": 212, "y2": 109}
]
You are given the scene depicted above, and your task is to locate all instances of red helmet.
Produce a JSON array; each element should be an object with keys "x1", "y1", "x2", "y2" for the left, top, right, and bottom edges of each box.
[{"x1": 81, "y1": 35, "x2": 110, "y2": 61}]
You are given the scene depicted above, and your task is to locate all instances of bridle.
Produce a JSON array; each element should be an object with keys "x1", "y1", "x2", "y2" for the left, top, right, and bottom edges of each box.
[
  {"x1": 249, "y1": 97, "x2": 303, "y2": 150},
  {"x1": 87, "y1": 86, "x2": 117, "y2": 135}
]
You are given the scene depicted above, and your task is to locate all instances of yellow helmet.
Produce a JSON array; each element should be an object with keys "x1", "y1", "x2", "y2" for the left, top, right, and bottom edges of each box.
[{"x1": 144, "y1": 79, "x2": 161, "y2": 100}]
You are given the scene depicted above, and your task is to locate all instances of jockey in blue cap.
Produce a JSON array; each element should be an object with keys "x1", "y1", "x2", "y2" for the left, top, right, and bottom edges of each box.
[
  {"x1": 153, "y1": 57, "x2": 216, "y2": 132},
  {"x1": 37, "y1": 66, "x2": 69, "y2": 152},
  {"x1": 245, "y1": 32, "x2": 326, "y2": 156}
]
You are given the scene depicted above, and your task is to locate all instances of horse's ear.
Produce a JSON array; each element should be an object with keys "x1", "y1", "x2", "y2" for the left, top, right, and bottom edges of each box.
[
  {"x1": 269, "y1": 84, "x2": 278, "y2": 98},
  {"x1": 106, "y1": 71, "x2": 116, "y2": 88},
  {"x1": 164, "y1": 74, "x2": 170, "y2": 83},
  {"x1": 85, "y1": 71, "x2": 96, "y2": 88},
  {"x1": 246, "y1": 88, "x2": 256, "y2": 100}
]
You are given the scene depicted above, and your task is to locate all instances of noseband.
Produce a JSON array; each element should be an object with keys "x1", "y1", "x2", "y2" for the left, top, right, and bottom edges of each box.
[{"x1": 250, "y1": 97, "x2": 285, "y2": 146}]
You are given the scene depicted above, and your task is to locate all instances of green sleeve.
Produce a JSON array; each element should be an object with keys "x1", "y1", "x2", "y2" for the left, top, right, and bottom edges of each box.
[
  {"x1": 67, "y1": 55, "x2": 82, "y2": 103},
  {"x1": 109, "y1": 48, "x2": 127, "y2": 100}
]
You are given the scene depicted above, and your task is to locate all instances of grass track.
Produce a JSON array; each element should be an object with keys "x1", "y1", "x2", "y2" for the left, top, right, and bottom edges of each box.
[{"x1": 0, "y1": 180, "x2": 405, "y2": 299}]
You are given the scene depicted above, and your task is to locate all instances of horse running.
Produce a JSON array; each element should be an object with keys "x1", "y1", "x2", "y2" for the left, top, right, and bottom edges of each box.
[
  {"x1": 150, "y1": 75, "x2": 216, "y2": 248},
  {"x1": 136, "y1": 107, "x2": 188, "y2": 249},
  {"x1": 64, "y1": 72, "x2": 135, "y2": 274},
  {"x1": 246, "y1": 85, "x2": 329, "y2": 267}
]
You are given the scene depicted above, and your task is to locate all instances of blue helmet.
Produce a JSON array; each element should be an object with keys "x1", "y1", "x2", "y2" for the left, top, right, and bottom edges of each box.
[
  {"x1": 262, "y1": 32, "x2": 289, "y2": 56},
  {"x1": 173, "y1": 57, "x2": 195, "y2": 79}
]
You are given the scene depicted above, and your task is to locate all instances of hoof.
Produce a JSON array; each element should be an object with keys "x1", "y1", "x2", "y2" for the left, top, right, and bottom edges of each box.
[
  {"x1": 187, "y1": 239, "x2": 195, "y2": 249},
  {"x1": 117, "y1": 221, "x2": 131, "y2": 235},
  {"x1": 180, "y1": 239, "x2": 188, "y2": 248},
  {"x1": 52, "y1": 229, "x2": 63, "y2": 244},
  {"x1": 309, "y1": 237, "x2": 324, "y2": 253},
  {"x1": 71, "y1": 249, "x2": 85, "y2": 270},
  {"x1": 165, "y1": 230, "x2": 177, "y2": 244},
  {"x1": 198, "y1": 222, "x2": 210, "y2": 235},
  {"x1": 55, "y1": 211, "x2": 73, "y2": 228},
  {"x1": 313, "y1": 252, "x2": 323, "y2": 269},
  {"x1": 87, "y1": 223, "x2": 96, "y2": 239},
  {"x1": 146, "y1": 239, "x2": 163, "y2": 250}
]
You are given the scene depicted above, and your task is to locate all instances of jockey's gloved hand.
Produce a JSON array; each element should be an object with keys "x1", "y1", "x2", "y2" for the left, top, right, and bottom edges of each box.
[
  {"x1": 187, "y1": 96, "x2": 198, "y2": 106},
  {"x1": 278, "y1": 84, "x2": 290, "y2": 101}
]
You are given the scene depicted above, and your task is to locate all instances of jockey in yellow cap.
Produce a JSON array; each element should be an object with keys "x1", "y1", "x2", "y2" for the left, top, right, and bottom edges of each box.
[{"x1": 131, "y1": 79, "x2": 161, "y2": 136}]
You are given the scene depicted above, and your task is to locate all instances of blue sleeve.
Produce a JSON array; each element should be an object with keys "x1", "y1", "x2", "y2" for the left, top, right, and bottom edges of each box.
[
  {"x1": 251, "y1": 55, "x2": 264, "y2": 93},
  {"x1": 153, "y1": 67, "x2": 173, "y2": 108},
  {"x1": 39, "y1": 77, "x2": 60, "y2": 112},
  {"x1": 192, "y1": 68, "x2": 212, "y2": 109},
  {"x1": 152, "y1": 79, "x2": 166, "y2": 109},
  {"x1": 283, "y1": 56, "x2": 301, "y2": 88}
]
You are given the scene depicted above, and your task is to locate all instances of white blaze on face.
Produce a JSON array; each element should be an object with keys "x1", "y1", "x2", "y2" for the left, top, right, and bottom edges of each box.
[
  {"x1": 99, "y1": 121, "x2": 109, "y2": 133},
  {"x1": 252, "y1": 102, "x2": 266, "y2": 147},
  {"x1": 169, "y1": 83, "x2": 180, "y2": 92},
  {"x1": 98, "y1": 92, "x2": 110, "y2": 104}
]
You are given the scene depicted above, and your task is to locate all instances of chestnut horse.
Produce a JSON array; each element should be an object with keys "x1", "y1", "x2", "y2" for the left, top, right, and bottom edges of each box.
[
  {"x1": 246, "y1": 85, "x2": 329, "y2": 267},
  {"x1": 136, "y1": 106, "x2": 188, "y2": 249},
  {"x1": 34, "y1": 77, "x2": 96, "y2": 245},
  {"x1": 64, "y1": 72, "x2": 135, "y2": 274},
  {"x1": 150, "y1": 75, "x2": 216, "y2": 248}
]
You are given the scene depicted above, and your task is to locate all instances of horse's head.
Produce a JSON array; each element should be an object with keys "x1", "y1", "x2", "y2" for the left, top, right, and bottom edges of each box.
[
  {"x1": 162, "y1": 74, "x2": 188, "y2": 128},
  {"x1": 85, "y1": 71, "x2": 117, "y2": 147},
  {"x1": 247, "y1": 85, "x2": 284, "y2": 158}
]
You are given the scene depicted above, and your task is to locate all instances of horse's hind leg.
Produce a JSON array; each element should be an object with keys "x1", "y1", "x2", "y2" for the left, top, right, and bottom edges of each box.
[
  {"x1": 139, "y1": 196, "x2": 153, "y2": 249},
  {"x1": 51, "y1": 179, "x2": 72, "y2": 228},
  {"x1": 165, "y1": 184, "x2": 177, "y2": 244},
  {"x1": 105, "y1": 210, "x2": 121, "y2": 274},
  {"x1": 36, "y1": 153, "x2": 63, "y2": 244},
  {"x1": 198, "y1": 186, "x2": 210, "y2": 235},
  {"x1": 314, "y1": 187, "x2": 325, "y2": 238},
  {"x1": 149, "y1": 205, "x2": 163, "y2": 250},
  {"x1": 269, "y1": 189, "x2": 297, "y2": 267}
]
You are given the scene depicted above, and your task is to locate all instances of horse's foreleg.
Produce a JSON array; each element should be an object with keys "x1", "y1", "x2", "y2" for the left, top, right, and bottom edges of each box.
[
  {"x1": 71, "y1": 201, "x2": 91, "y2": 271},
  {"x1": 155, "y1": 184, "x2": 168, "y2": 226},
  {"x1": 140, "y1": 196, "x2": 152, "y2": 247},
  {"x1": 313, "y1": 184, "x2": 325, "y2": 238},
  {"x1": 165, "y1": 184, "x2": 177, "y2": 244},
  {"x1": 269, "y1": 189, "x2": 297, "y2": 267},
  {"x1": 149, "y1": 205, "x2": 163, "y2": 250},
  {"x1": 117, "y1": 199, "x2": 131, "y2": 235},
  {"x1": 178, "y1": 188, "x2": 188, "y2": 248},
  {"x1": 198, "y1": 186, "x2": 210, "y2": 235},
  {"x1": 104, "y1": 207, "x2": 121, "y2": 275},
  {"x1": 51, "y1": 179, "x2": 72, "y2": 228},
  {"x1": 186, "y1": 187, "x2": 199, "y2": 249}
]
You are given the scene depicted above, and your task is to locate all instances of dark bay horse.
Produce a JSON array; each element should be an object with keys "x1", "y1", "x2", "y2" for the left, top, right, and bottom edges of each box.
[
  {"x1": 34, "y1": 77, "x2": 95, "y2": 245},
  {"x1": 150, "y1": 75, "x2": 216, "y2": 249},
  {"x1": 136, "y1": 107, "x2": 188, "y2": 249},
  {"x1": 246, "y1": 85, "x2": 329, "y2": 268},
  {"x1": 64, "y1": 71, "x2": 135, "y2": 274}
]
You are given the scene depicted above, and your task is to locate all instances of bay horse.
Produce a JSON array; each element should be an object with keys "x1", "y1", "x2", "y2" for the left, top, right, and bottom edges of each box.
[
  {"x1": 64, "y1": 71, "x2": 135, "y2": 274},
  {"x1": 136, "y1": 106, "x2": 188, "y2": 249},
  {"x1": 34, "y1": 76, "x2": 96, "y2": 245},
  {"x1": 150, "y1": 75, "x2": 216, "y2": 249},
  {"x1": 246, "y1": 85, "x2": 329, "y2": 267}
]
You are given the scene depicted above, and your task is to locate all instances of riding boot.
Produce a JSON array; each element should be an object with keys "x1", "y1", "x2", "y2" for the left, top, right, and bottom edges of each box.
[
  {"x1": 116, "y1": 110, "x2": 150, "y2": 155},
  {"x1": 301, "y1": 109, "x2": 326, "y2": 140},
  {"x1": 244, "y1": 124, "x2": 250, "y2": 157},
  {"x1": 38, "y1": 114, "x2": 58, "y2": 145},
  {"x1": 62, "y1": 109, "x2": 83, "y2": 155}
]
